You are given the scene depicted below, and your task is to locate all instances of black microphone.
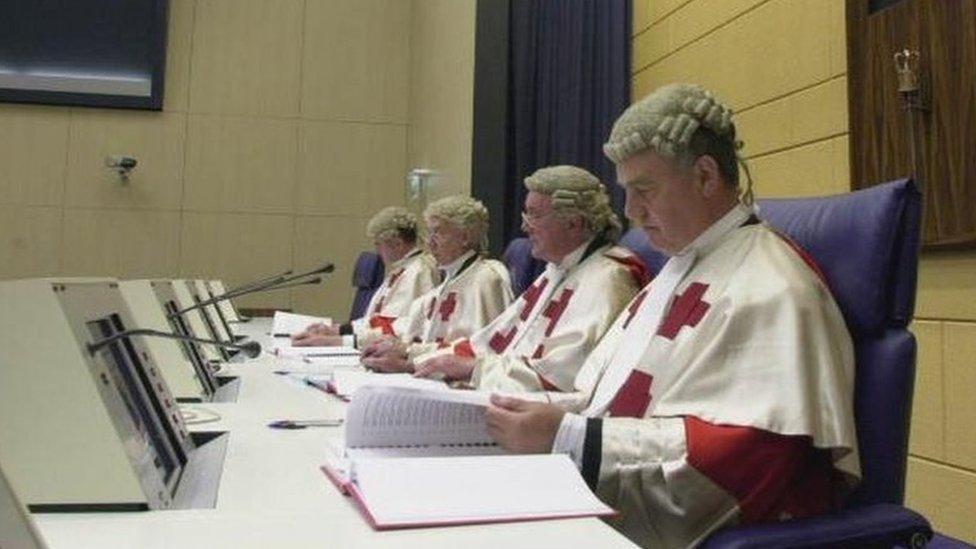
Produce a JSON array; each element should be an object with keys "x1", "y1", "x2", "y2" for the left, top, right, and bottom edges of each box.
[
  {"x1": 87, "y1": 328, "x2": 262, "y2": 359},
  {"x1": 220, "y1": 268, "x2": 294, "y2": 295},
  {"x1": 171, "y1": 264, "x2": 333, "y2": 318}
]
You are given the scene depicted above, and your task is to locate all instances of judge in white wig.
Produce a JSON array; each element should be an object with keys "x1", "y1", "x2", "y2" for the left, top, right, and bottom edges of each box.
[
  {"x1": 361, "y1": 196, "x2": 513, "y2": 370},
  {"x1": 413, "y1": 165, "x2": 649, "y2": 393},
  {"x1": 292, "y1": 206, "x2": 437, "y2": 346},
  {"x1": 481, "y1": 83, "x2": 858, "y2": 548}
]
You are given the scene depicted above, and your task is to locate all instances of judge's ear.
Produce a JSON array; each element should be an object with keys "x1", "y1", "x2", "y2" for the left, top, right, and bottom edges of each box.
[{"x1": 692, "y1": 155, "x2": 724, "y2": 197}]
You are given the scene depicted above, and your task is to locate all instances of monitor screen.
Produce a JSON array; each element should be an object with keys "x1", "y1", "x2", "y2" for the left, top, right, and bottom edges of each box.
[{"x1": 0, "y1": 0, "x2": 169, "y2": 110}]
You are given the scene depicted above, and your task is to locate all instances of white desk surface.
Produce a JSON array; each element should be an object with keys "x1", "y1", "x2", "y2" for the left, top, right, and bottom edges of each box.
[{"x1": 34, "y1": 318, "x2": 636, "y2": 548}]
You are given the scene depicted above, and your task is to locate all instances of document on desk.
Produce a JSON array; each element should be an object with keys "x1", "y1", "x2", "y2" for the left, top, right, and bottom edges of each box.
[
  {"x1": 271, "y1": 311, "x2": 332, "y2": 337},
  {"x1": 273, "y1": 343, "x2": 359, "y2": 357},
  {"x1": 323, "y1": 454, "x2": 614, "y2": 530},
  {"x1": 314, "y1": 371, "x2": 449, "y2": 399}
]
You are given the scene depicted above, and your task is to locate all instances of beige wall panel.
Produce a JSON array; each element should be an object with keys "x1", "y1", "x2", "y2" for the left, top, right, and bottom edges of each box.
[
  {"x1": 632, "y1": 0, "x2": 844, "y2": 111},
  {"x1": 908, "y1": 321, "x2": 945, "y2": 460},
  {"x1": 179, "y1": 212, "x2": 293, "y2": 309},
  {"x1": 183, "y1": 115, "x2": 298, "y2": 214},
  {"x1": 408, "y1": 0, "x2": 477, "y2": 199},
  {"x1": 291, "y1": 215, "x2": 371, "y2": 319},
  {"x1": 64, "y1": 110, "x2": 185, "y2": 210},
  {"x1": 917, "y1": 252, "x2": 976, "y2": 321},
  {"x1": 302, "y1": 0, "x2": 410, "y2": 123},
  {"x1": 188, "y1": 0, "x2": 302, "y2": 117},
  {"x1": 944, "y1": 322, "x2": 976, "y2": 470},
  {"x1": 0, "y1": 206, "x2": 61, "y2": 279},
  {"x1": 60, "y1": 209, "x2": 180, "y2": 278},
  {"x1": 906, "y1": 457, "x2": 976, "y2": 543},
  {"x1": 737, "y1": 76, "x2": 848, "y2": 158},
  {"x1": 0, "y1": 105, "x2": 69, "y2": 207},
  {"x1": 633, "y1": 0, "x2": 764, "y2": 73},
  {"x1": 296, "y1": 121, "x2": 407, "y2": 216},
  {"x1": 748, "y1": 135, "x2": 849, "y2": 198},
  {"x1": 633, "y1": 0, "x2": 652, "y2": 36},
  {"x1": 162, "y1": 0, "x2": 195, "y2": 112}
]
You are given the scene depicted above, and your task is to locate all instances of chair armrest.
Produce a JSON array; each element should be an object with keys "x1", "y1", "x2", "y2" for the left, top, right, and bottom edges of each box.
[{"x1": 701, "y1": 504, "x2": 932, "y2": 549}]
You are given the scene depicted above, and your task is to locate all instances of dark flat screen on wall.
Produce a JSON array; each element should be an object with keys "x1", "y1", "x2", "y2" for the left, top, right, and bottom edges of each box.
[{"x1": 0, "y1": 0, "x2": 169, "y2": 110}]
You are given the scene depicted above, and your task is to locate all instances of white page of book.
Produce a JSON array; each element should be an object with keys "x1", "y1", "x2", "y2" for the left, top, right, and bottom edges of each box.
[
  {"x1": 329, "y1": 371, "x2": 448, "y2": 397},
  {"x1": 350, "y1": 454, "x2": 613, "y2": 526},
  {"x1": 271, "y1": 311, "x2": 332, "y2": 336},
  {"x1": 345, "y1": 386, "x2": 493, "y2": 448}
]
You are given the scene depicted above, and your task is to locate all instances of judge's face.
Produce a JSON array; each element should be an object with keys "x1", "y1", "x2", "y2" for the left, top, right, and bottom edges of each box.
[
  {"x1": 617, "y1": 149, "x2": 711, "y2": 255},
  {"x1": 426, "y1": 216, "x2": 470, "y2": 266},
  {"x1": 374, "y1": 235, "x2": 411, "y2": 266},
  {"x1": 521, "y1": 191, "x2": 578, "y2": 263}
]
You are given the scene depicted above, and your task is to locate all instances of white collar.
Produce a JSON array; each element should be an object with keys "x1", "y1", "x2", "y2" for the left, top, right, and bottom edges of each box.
[
  {"x1": 389, "y1": 247, "x2": 422, "y2": 270},
  {"x1": 440, "y1": 250, "x2": 477, "y2": 281},
  {"x1": 674, "y1": 203, "x2": 753, "y2": 258},
  {"x1": 549, "y1": 237, "x2": 596, "y2": 274}
]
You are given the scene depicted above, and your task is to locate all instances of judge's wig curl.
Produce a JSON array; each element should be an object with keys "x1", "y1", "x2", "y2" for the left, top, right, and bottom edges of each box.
[
  {"x1": 424, "y1": 195, "x2": 490, "y2": 252},
  {"x1": 366, "y1": 206, "x2": 419, "y2": 244},
  {"x1": 524, "y1": 165, "x2": 622, "y2": 242}
]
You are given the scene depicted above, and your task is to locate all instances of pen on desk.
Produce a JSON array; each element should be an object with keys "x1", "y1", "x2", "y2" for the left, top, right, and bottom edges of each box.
[{"x1": 268, "y1": 419, "x2": 343, "y2": 429}]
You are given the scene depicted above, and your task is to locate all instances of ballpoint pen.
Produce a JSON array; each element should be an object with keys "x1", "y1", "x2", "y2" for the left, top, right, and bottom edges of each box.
[{"x1": 268, "y1": 419, "x2": 343, "y2": 429}]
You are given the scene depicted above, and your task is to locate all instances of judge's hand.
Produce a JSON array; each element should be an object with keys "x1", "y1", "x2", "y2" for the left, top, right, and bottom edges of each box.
[
  {"x1": 361, "y1": 335, "x2": 402, "y2": 358},
  {"x1": 362, "y1": 346, "x2": 413, "y2": 373},
  {"x1": 290, "y1": 334, "x2": 342, "y2": 347},
  {"x1": 485, "y1": 394, "x2": 565, "y2": 454},
  {"x1": 414, "y1": 355, "x2": 475, "y2": 381},
  {"x1": 291, "y1": 322, "x2": 337, "y2": 342}
]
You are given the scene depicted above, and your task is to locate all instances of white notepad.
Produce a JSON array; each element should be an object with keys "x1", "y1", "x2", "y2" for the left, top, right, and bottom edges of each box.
[
  {"x1": 324, "y1": 454, "x2": 614, "y2": 529},
  {"x1": 270, "y1": 311, "x2": 332, "y2": 336}
]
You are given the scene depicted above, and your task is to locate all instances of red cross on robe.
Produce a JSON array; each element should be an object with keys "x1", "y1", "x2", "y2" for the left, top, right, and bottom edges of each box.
[
  {"x1": 519, "y1": 278, "x2": 549, "y2": 320},
  {"x1": 657, "y1": 282, "x2": 710, "y2": 340},
  {"x1": 488, "y1": 326, "x2": 517, "y2": 354},
  {"x1": 608, "y1": 370, "x2": 654, "y2": 417},
  {"x1": 438, "y1": 292, "x2": 458, "y2": 321},
  {"x1": 541, "y1": 289, "x2": 574, "y2": 336}
]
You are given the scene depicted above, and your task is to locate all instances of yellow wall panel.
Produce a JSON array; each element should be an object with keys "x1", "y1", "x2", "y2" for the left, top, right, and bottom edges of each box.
[
  {"x1": 188, "y1": 0, "x2": 303, "y2": 117},
  {"x1": 0, "y1": 206, "x2": 61, "y2": 279},
  {"x1": 906, "y1": 457, "x2": 976, "y2": 543},
  {"x1": 737, "y1": 76, "x2": 848, "y2": 158},
  {"x1": 633, "y1": 0, "x2": 652, "y2": 36},
  {"x1": 944, "y1": 322, "x2": 976, "y2": 470},
  {"x1": 64, "y1": 110, "x2": 186, "y2": 210},
  {"x1": 292, "y1": 215, "x2": 372, "y2": 318},
  {"x1": 748, "y1": 136, "x2": 849, "y2": 198},
  {"x1": 0, "y1": 105, "x2": 69, "y2": 207},
  {"x1": 408, "y1": 0, "x2": 477, "y2": 199},
  {"x1": 302, "y1": 0, "x2": 410, "y2": 123},
  {"x1": 296, "y1": 121, "x2": 407, "y2": 217},
  {"x1": 909, "y1": 321, "x2": 945, "y2": 460},
  {"x1": 633, "y1": 0, "x2": 843, "y2": 112},
  {"x1": 60, "y1": 209, "x2": 181, "y2": 278},
  {"x1": 179, "y1": 212, "x2": 294, "y2": 309},
  {"x1": 633, "y1": 0, "x2": 765, "y2": 73},
  {"x1": 162, "y1": 0, "x2": 194, "y2": 113},
  {"x1": 917, "y1": 253, "x2": 976, "y2": 321},
  {"x1": 183, "y1": 115, "x2": 298, "y2": 214}
]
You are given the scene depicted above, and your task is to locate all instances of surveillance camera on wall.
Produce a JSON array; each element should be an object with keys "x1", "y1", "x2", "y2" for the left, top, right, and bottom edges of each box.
[{"x1": 105, "y1": 155, "x2": 138, "y2": 182}]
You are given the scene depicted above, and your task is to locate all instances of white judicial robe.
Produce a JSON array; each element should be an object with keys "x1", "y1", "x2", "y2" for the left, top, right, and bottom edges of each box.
[
  {"x1": 427, "y1": 238, "x2": 649, "y2": 392},
  {"x1": 350, "y1": 248, "x2": 438, "y2": 339},
  {"x1": 381, "y1": 252, "x2": 514, "y2": 349},
  {"x1": 558, "y1": 206, "x2": 858, "y2": 548}
]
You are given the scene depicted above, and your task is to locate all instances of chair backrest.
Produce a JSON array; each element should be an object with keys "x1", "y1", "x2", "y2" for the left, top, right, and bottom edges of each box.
[
  {"x1": 502, "y1": 237, "x2": 546, "y2": 295},
  {"x1": 757, "y1": 179, "x2": 921, "y2": 506},
  {"x1": 348, "y1": 251, "x2": 385, "y2": 321}
]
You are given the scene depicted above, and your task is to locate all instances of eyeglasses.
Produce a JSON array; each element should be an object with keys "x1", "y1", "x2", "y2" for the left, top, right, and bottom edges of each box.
[{"x1": 520, "y1": 209, "x2": 556, "y2": 228}]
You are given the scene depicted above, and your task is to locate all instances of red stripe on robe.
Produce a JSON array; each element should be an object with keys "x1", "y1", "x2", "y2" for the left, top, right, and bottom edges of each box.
[
  {"x1": 605, "y1": 253, "x2": 653, "y2": 287},
  {"x1": 684, "y1": 416, "x2": 833, "y2": 524},
  {"x1": 368, "y1": 315, "x2": 397, "y2": 336}
]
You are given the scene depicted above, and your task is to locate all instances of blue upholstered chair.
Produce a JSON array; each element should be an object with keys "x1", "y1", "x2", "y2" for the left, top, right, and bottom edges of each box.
[
  {"x1": 348, "y1": 251, "x2": 384, "y2": 321},
  {"x1": 695, "y1": 179, "x2": 931, "y2": 547},
  {"x1": 502, "y1": 237, "x2": 546, "y2": 296}
]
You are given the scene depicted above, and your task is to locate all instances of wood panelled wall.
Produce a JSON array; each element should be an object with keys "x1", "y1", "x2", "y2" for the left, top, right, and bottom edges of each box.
[
  {"x1": 0, "y1": 0, "x2": 477, "y2": 320},
  {"x1": 633, "y1": 1, "x2": 976, "y2": 542}
]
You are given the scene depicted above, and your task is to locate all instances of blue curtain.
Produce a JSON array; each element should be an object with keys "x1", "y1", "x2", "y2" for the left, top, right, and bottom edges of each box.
[{"x1": 503, "y1": 0, "x2": 632, "y2": 244}]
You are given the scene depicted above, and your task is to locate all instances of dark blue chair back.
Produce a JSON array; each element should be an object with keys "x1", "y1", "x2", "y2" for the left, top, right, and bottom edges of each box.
[
  {"x1": 349, "y1": 251, "x2": 384, "y2": 321},
  {"x1": 502, "y1": 237, "x2": 546, "y2": 295},
  {"x1": 619, "y1": 228, "x2": 669, "y2": 274},
  {"x1": 703, "y1": 179, "x2": 928, "y2": 548}
]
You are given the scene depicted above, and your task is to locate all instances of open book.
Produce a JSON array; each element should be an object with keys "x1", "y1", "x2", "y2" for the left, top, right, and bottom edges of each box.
[
  {"x1": 321, "y1": 385, "x2": 614, "y2": 529},
  {"x1": 308, "y1": 371, "x2": 449, "y2": 401}
]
